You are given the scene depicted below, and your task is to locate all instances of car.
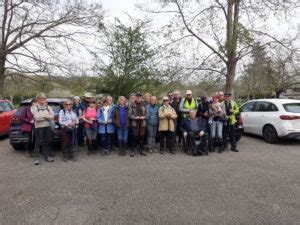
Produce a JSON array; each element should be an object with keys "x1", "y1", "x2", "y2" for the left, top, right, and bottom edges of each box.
[
  {"x1": 239, "y1": 99, "x2": 300, "y2": 143},
  {"x1": 10, "y1": 98, "x2": 67, "y2": 150},
  {"x1": 0, "y1": 99, "x2": 17, "y2": 136}
]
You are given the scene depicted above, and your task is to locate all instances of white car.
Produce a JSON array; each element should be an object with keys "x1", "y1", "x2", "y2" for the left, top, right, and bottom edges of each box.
[{"x1": 239, "y1": 99, "x2": 300, "y2": 143}]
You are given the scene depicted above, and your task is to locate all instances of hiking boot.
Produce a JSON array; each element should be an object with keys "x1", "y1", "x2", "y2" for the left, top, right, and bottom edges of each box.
[
  {"x1": 34, "y1": 159, "x2": 40, "y2": 165},
  {"x1": 140, "y1": 151, "x2": 147, "y2": 156}
]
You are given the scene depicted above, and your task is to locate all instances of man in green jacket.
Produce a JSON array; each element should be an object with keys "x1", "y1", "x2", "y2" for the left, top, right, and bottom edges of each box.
[{"x1": 221, "y1": 93, "x2": 239, "y2": 152}]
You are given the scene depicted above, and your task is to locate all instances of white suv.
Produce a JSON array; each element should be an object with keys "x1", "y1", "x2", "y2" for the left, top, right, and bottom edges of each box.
[{"x1": 240, "y1": 99, "x2": 300, "y2": 143}]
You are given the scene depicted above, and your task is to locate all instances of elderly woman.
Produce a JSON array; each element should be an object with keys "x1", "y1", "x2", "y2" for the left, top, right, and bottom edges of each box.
[
  {"x1": 113, "y1": 96, "x2": 130, "y2": 156},
  {"x1": 97, "y1": 97, "x2": 115, "y2": 155},
  {"x1": 59, "y1": 100, "x2": 79, "y2": 161},
  {"x1": 72, "y1": 96, "x2": 84, "y2": 146},
  {"x1": 146, "y1": 96, "x2": 159, "y2": 153},
  {"x1": 31, "y1": 93, "x2": 54, "y2": 165},
  {"x1": 158, "y1": 96, "x2": 177, "y2": 154},
  {"x1": 82, "y1": 100, "x2": 98, "y2": 154}
]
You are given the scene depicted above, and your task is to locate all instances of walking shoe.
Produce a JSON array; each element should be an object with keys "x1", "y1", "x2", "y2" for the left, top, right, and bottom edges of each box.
[
  {"x1": 101, "y1": 151, "x2": 106, "y2": 156},
  {"x1": 140, "y1": 151, "x2": 147, "y2": 156},
  {"x1": 231, "y1": 147, "x2": 239, "y2": 152},
  {"x1": 130, "y1": 152, "x2": 135, "y2": 157},
  {"x1": 170, "y1": 150, "x2": 175, "y2": 154},
  {"x1": 148, "y1": 149, "x2": 153, "y2": 154},
  {"x1": 34, "y1": 159, "x2": 40, "y2": 165},
  {"x1": 105, "y1": 150, "x2": 110, "y2": 155},
  {"x1": 159, "y1": 150, "x2": 164, "y2": 154},
  {"x1": 63, "y1": 157, "x2": 68, "y2": 162},
  {"x1": 46, "y1": 157, "x2": 54, "y2": 162}
]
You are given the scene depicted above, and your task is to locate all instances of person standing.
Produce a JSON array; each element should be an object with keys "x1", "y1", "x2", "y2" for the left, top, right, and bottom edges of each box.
[
  {"x1": 72, "y1": 96, "x2": 84, "y2": 146},
  {"x1": 20, "y1": 99, "x2": 36, "y2": 158},
  {"x1": 113, "y1": 96, "x2": 130, "y2": 156},
  {"x1": 97, "y1": 97, "x2": 115, "y2": 155},
  {"x1": 128, "y1": 93, "x2": 147, "y2": 157},
  {"x1": 31, "y1": 93, "x2": 55, "y2": 165},
  {"x1": 221, "y1": 93, "x2": 239, "y2": 152},
  {"x1": 146, "y1": 96, "x2": 159, "y2": 153},
  {"x1": 209, "y1": 95, "x2": 225, "y2": 153},
  {"x1": 179, "y1": 90, "x2": 198, "y2": 119},
  {"x1": 158, "y1": 96, "x2": 177, "y2": 154},
  {"x1": 82, "y1": 100, "x2": 98, "y2": 154},
  {"x1": 171, "y1": 90, "x2": 182, "y2": 146},
  {"x1": 59, "y1": 100, "x2": 79, "y2": 161}
]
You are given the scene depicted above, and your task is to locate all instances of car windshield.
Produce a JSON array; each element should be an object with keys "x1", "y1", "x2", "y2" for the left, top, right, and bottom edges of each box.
[
  {"x1": 15, "y1": 103, "x2": 62, "y2": 116},
  {"x1": 283, "y1": 103, "x2": 300, "y2": 113}
]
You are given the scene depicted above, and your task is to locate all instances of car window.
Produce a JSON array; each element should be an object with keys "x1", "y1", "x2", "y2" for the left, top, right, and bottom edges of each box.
[
  {"x1": 0, "y1": 102, "x2": 13, "y2": 112},
  {"x1": 253, "y1": 101, "x2": 278, "y2": 112},
  {"x1": 240, "y1": 101, "x2": 256, "y2": 112},
  {"x1": 16, "y1": 103, "x2": 62, "y2": 116},
  {"x1": 283, "y1": 103, "x2": 300, "y2": 113}
]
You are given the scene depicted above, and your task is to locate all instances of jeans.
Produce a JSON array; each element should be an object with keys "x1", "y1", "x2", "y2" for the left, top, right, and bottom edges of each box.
[
  {"x1": 117, "y1": 127, "x2": 128, "y2": 142},
  {"x1": 147, "y1": 124, "x2": 157, "y2": 149},
  {"x1": 101, "y1": 133, "x2": 114, "y2": 150},
  {"x1": 34, "y1": 127, "x2": 52, "y2": 159},
  {"x1": 210, "y1": 120, "x2": 223, "y2": 139}
]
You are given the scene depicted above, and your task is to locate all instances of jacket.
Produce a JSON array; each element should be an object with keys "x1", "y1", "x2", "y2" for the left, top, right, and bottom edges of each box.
[
  {"x1": 20, "y1": 106, "x2": 34, "y2": 132},
  {"x1": 180, "y1": 117, "x2": 207, "y2": 134},
  {"x1": 179, "y1": 98, "x2": 198, "y2": 118},
  {"x1": 158, "y1": 105, "x2": 177, "y2": 131},
  {"x1": 113, "y1": 106, "x2": 130, "y2": 128},
  {"x1": 97, "y1": 106, "x2": 115, "y2": 134},
  {"x1": 221, "y1": 100, "x2": 239, "y2": 125},
  {"x1": 128, "y1": 103, "x2": 147, "y2": 127},
  {"x1": 31, "y1": 104, "x2": 54, "y2": 128},
  {"x1": 146, "y1": 104, "x2": 159, "y2": 126}
]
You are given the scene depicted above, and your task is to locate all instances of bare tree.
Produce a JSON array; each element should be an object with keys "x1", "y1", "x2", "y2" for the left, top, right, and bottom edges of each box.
[
  {"x1": 0, "y1": 0, "x2": 103, "y2": 96},
  {"x1": 139, "y1": 0, "x2": 299, "y2": 93}
]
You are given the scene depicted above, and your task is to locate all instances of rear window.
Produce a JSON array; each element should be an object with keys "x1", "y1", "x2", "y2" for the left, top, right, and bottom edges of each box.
[
  {"x1": 16, "y1": 103, "x2": 62, "y2": 116},
  {"x1": 283, "y1": 103, "x2": 300, "y2": 113}
]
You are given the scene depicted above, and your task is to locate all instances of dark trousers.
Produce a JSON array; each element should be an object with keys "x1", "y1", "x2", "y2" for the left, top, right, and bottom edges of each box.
[
  {"x1": 175, "y1": 118, "x2": 182, "y2": 144},
  {"x1": 77, "y1": 122, "x2": 85, "y2": 145},
  {"x1": 160, "y1": 131, "x2": 175, "y2": 152},
  {"x1": 132, "y1": 135, "x2": 145, "y2": 152},
  {"x1": 187, "y1": 131, "x2": 207, "y2": 154},
  {"x1": 100, "y1": 133, "x2": 114, "y2": 150},
  {"x1": 34, "y1": 127, "x2": 52, "y2": 159},
  {"x1": 224, "y1": 124, "x2": 236, "y2": 149},
  {"x1": 61, "y1": 128, "x2": 74, "y2": 159}
]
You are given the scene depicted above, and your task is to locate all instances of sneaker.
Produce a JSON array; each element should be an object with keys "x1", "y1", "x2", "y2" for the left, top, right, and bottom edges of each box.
[
  {"x1": 159, "y1": 150, "x2": 164, "y2": 154},
  {"x1": 46, "y1": 157, "x2": 54, "y2": 162},
  {"x1": 34, "y1": 159, "x2": 40, "y2": 165},
  {"x1": 105, "y1": 151, "x2": 110, "y2": 155},
  {"x1": 231, "y1": 147, "x2": 239, "y2": 152},
  {"x1": 140, "y1": 152, "x2": 147, "y2": 156},
  {"x1": 63, "y1": 158, "x2": 68, "y2": 162}
]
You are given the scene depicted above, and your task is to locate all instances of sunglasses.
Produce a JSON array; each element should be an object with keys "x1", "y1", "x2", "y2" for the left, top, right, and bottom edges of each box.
[
  {"x1": 65, "y1": 103, "x2": 72, "y2": 106},
  {"x1": 163, "y1": 99, "x2": 169, "y2": 102}
]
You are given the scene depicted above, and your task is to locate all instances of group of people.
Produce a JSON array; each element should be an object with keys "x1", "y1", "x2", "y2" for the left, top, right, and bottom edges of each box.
[{"x1": 20, "y1": 90, "x2": 240, "y2": 165}]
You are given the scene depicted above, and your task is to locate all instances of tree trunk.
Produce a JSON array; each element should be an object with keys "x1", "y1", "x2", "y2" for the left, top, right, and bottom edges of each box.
[
  {"x1": 0, "y1": 56, "x2": 5, "y2": 97},
  {"x1": 225, "y1": 60, "x2": 237, "y2": 94}
]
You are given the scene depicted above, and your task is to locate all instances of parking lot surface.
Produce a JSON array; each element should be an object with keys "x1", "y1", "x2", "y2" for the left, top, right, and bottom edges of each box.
[{"x1": 0, "y1": 136, "x2": 299, "y2": 224}]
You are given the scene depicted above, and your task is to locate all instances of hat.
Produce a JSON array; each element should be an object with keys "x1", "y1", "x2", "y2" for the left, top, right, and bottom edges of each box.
[
  {"x1": 186, "y1": 90, "x2": 192, "y2": 95},
  {"x1": 135, "y1": 93, "x2": 142, "y2": 97},
  {"x1": 162, "y1": 96, "x2": 169, "y2": 101},
  {"x1": 130, "y1": 93, "x2": 136, "y2": 97},
  {"x1": 36, "y1": 93, "x2": 46, "y2": 99},
  {"x1": 84, "y1": 92, "x2": 93, "y2": 98},
  {"x1": 73, "y1": 96, "x2": 80, "y2": 100},
  {"x1": 224, "y1": 93, "x2": 232, "y2": 97}
]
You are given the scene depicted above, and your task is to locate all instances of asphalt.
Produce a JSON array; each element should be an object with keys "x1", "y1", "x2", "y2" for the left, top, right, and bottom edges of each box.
[{"x1": 0, "y1": 135, "x2": 299, "y2": 225}]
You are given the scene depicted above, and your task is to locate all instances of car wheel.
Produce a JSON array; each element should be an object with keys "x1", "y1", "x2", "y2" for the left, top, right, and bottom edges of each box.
[
  {"x1": 12, "y1": 144, "x2": 24, "y2": 151},
  {"x1": 262, "y1": 125, "x2": 279, "y2": 143}
]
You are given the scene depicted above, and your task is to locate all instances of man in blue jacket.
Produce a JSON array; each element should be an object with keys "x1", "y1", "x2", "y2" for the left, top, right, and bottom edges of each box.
[{"x1": 181, "y1": 110, "x2": 208, "y2": 156}]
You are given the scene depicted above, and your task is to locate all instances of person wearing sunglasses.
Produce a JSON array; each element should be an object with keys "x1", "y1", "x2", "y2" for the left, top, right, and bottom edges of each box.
[
  {"x1": 59, "y1": 100, "x2": 79, "y2": 161},
  {"x1": 82, "y1": 100, "x2": 98, "y2": 154},
  {"x1": 158, "y1": 96, "x2": 177, "y2": 154}
]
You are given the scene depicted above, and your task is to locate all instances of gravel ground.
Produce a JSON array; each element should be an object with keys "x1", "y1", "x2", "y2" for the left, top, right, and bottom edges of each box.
[{"x1": 0, "y1": 135, "x2": 299, "y2": 225}]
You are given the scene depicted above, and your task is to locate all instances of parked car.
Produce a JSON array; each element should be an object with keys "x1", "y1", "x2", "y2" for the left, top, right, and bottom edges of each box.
[
  {"x1": 0, "y1": 99, "x2": 17, "y2": 136},
  {"x1": 10, "y1": 98, "x2": 67, "y2": 150},
  {"x1": 239, "y1": 99, "x2": 300, "y2": 143}
]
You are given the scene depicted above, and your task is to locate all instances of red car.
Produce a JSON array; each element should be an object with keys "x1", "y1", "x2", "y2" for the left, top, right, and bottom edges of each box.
[{"x1": 0, "y1": 99, "x2": 16, "y2": 136}]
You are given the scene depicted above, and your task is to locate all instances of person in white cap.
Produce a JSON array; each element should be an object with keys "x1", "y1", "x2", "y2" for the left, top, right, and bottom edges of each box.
[{"x1": 179, "y1": 90, "x2": 198, "y2": 119}]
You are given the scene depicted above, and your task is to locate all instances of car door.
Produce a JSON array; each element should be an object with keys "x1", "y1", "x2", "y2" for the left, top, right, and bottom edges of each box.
[
  {"x1": 240, "y1": 101, "x2": 256, "y2": 133},
  {"x1": 0, "y1": 102, "x2": 15, "y2": 135},
  {"x1": 251, "y1": 101, "x2": 279, "y2": 135}
]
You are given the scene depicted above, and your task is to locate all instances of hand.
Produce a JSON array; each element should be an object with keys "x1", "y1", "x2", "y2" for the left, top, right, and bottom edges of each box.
[
  {"x1": 204, "y1": 112, "x2": 208, "y2": 117},
  {"x1": 183, "y1": 132, "x2": 188, "y2": 137},
  {"x1": 229, "y1": 109, "x2": 233, "y2": 113},
  {"x1": 199, "y1": 131, "x2": 204, "y2": 137},
  {"x1": 104, "y1": 121, "x2": 108, "y2": 124},
  {"x1": 88, "y1": 120, "x2": 93, "y2": 124},
  {"x1": 136, "y1": 116, "x2": 140, "y2": 120},
  {"x1": 140, "y1": 116, "x2": 145, "y2": 120}
]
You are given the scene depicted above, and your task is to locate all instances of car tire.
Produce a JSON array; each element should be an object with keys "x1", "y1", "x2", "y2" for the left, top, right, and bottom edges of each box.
[
  {"x1": 12, "y1": 144, "x2": 24, "y2": 151},
  {"x1": 262, "y1": 125, "x2": 279, "y2": 143}
]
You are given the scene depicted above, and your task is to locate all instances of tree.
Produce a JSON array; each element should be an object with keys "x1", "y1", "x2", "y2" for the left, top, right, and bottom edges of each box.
[
  {"x1": 0, "y1": 0, "x2": 104, "y2": 96},
  {"x1": 94, "y1": 19, "x2": 162, "y2": 98},
  {"x1": 140, "y1": 0, "x2": 298, "y2": 93}
]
